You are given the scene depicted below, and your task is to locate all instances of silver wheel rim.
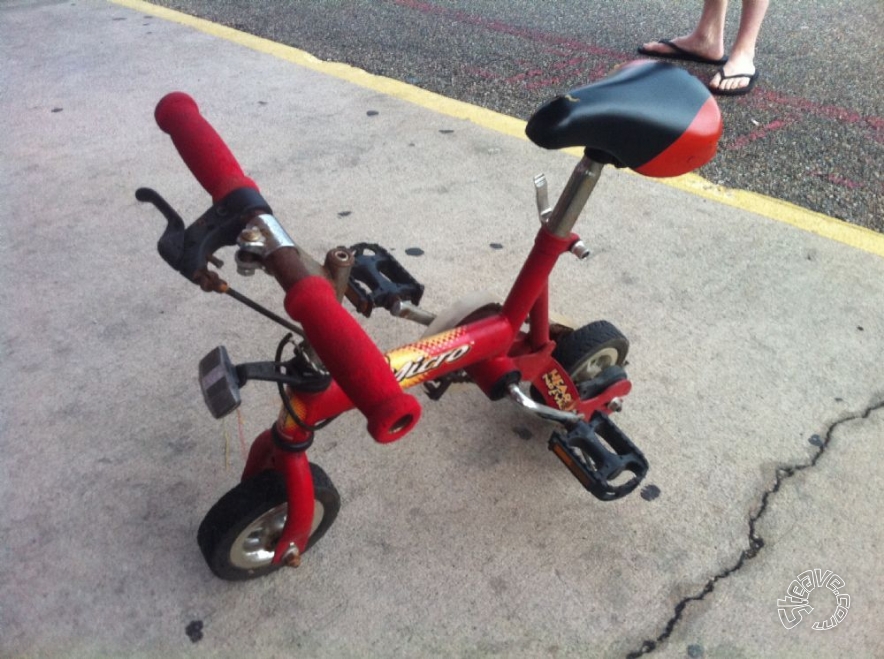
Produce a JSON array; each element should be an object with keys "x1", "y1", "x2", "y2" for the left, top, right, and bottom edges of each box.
[
  {"x1": 571, "y1": 346, "x2": 620, "y2": 381},
  {"x1": 229, "y1": 501, "x2": 325, "y2": 570}
]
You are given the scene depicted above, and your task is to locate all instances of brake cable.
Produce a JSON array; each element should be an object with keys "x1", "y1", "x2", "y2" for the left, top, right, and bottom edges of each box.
[
  {"x1": 274, "y1": 333, "x2": 335, "y2": 433},
  {"x1": 223, "y1": 286, "x2": 306, "y2": 339}
]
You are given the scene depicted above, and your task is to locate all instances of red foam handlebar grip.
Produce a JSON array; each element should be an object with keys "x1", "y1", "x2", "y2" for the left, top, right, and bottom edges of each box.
[
  {"x1": 155, "y1": 92, "x2": 259, "y2": 203},
  {"x1": 284, "y1": 277, "x2": 422, "y2": 443}
]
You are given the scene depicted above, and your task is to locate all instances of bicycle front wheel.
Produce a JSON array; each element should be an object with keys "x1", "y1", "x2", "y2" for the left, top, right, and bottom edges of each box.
[{"x1": 197, "y1": 464, "x2": 340, "y2": 581}]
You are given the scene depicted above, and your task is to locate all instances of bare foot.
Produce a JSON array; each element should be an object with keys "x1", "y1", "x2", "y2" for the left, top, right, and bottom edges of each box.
[{"x1": 708, "y1": 52, "x2": 757, "y2": 93}]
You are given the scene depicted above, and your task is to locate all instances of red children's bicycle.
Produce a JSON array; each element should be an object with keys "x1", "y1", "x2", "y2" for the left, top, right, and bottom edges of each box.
[{"x1": 138, "y1": 60, "x2": 722, "y2": 581}]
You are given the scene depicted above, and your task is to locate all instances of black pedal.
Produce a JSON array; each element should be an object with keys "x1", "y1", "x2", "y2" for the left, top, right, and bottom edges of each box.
[
  {"x1": 548, "y1": 413, "x2": 648, "y2": 501},
  {"x1": 347, "y1": 243, "x2": 424, "y2": 316}
]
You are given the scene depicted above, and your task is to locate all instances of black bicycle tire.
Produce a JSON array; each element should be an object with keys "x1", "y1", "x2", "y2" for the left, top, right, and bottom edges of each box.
[
  {"x1": 197, "y1": 463, "x2": 340, "y2": 581},
  {"x1": 552, "y1": 320, "x2": 629, "y2": 381}
]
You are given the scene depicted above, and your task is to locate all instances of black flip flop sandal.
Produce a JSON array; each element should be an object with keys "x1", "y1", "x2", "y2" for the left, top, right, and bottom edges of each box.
[
  {"x1": 637, "y1": 39, "x2": 728, "y2": 66},
  {"x1": 709, "y1": 68, "x2": 759, "y2": 96}
]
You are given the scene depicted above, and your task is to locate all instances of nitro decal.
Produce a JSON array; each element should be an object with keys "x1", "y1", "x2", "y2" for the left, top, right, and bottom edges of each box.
[
  {"x1": 386, "y1": 328, "x2": 473, "y2": 387},
  {"x1": 542, "y1": 369, "x2": 574, "y2": 410},
  {"x1": 392, "y1": 345, "x2": 472, "y2": 384}
]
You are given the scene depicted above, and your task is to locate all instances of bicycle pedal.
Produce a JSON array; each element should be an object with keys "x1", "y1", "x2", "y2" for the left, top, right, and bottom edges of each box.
[
  {"x1": 548, "y1": 414, "x2": 648, "y2": 501},
  {"x1": 346, "y1": 243, "x2": 425, "y2": 317}
]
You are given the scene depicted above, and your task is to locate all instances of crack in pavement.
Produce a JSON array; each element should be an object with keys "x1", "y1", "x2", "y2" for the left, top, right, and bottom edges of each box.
[{"x1": 625, "y1": 397, "x2": 884, "y2": 658}]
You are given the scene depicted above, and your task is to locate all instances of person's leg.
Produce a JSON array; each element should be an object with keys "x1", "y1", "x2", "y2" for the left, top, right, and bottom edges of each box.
[
  {"x1": 709, "y1": 0, "x2": 769, "y2": 92},
  {"x1": 640, "y1": 0, "x2": 728, "y2": 62}
]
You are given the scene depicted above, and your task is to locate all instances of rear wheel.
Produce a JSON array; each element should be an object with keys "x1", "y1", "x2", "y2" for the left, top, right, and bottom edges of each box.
[
  {"x1": 197, "y1": 463, "x2": 340, "y2": 581},
  {"x1": 552, "y1": 321, "x2": 629, "y2": 398}
]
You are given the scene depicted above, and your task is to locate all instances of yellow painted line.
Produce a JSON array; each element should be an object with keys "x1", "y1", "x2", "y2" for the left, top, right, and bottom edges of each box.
[
  {"x1": 666, "y1": 174, "x2": 884, "y2": 257},
  {"x1": 113, "y1": 0, "x2": 884, "y2": 259}
]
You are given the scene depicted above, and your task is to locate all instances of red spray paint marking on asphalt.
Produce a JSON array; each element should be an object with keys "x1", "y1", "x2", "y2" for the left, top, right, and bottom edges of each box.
[
  {"x1": 504, "y1": 56, "x2": 610, "y2": 92},
  {"x1": 808, "y1": 170, "x2": 867, "y2": 191},
  {"x1": 753, "y1": 89, "x2": 878, "y2": 126},
  {"x1": 395, "y1": 0, "x2": 883, "y2": 191},
  {"x1": 394, "y1": 0, "x2": 882, "y2": 128},
  {"x1": 725, "y1": 115, "x2": 801, "y2": 150},
  {"x1": 393, "y1": 0, "x2": 627, "y2": 59}
]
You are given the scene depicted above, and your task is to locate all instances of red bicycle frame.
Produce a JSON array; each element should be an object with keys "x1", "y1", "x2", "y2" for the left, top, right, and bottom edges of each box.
[
  {"x1": 145, "y1": 62, "x2": 724, "y2": 574},
  {"x1": 246, "y1": 156, "x2": 631, "y2": 565}
]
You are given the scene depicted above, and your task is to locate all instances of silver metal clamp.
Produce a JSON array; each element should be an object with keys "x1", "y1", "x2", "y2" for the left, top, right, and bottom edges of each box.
[{"x1": 235, "y1": 214, "x2": 296, "y2": 276}]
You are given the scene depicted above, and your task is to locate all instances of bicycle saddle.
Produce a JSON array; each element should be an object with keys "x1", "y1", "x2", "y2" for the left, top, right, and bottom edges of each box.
[{"x1": 525, "y1": 60, "x2": 722, "y2": 177}]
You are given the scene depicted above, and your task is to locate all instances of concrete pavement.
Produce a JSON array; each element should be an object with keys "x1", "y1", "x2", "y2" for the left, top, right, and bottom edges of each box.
[{"x1": 2, "y1": 1, "x2": 883, "y2": 657}]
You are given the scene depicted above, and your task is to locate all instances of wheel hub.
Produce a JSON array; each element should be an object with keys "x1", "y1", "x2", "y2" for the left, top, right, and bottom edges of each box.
[{"x1": 229, "y1": 502, "x2": 325, "y2": 569}]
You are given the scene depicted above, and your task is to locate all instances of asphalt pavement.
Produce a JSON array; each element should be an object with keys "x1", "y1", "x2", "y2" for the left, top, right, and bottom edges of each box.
[
  {"x1": 146, "y1": 0, "x2": 884, "y2": 233},
  {"x1": 2, "y1": 1, "x2": 884, "y2": 658}
]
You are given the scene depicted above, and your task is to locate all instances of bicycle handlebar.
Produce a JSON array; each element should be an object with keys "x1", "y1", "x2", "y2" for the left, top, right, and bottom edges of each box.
[
  {"x1": 281, "y1": 270, "x2": 422, "y2": 442},
  {"x1": 155, "y1": 92, "x2": 259, "y2": 203},
  {"x1": 153, "y1": 92, "x2": 421, "y2": 443}
]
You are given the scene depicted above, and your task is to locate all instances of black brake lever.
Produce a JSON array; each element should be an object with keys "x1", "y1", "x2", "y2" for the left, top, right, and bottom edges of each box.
[
  {"x1": 135, "y1": 186, "x2": 272, "y2": 283},
  {"x1": 136, "y1": 188, "x2": 186, "y2": 271}
]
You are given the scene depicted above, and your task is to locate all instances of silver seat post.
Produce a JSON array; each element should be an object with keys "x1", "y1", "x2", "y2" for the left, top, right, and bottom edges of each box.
[{"x1": 544, "y1": 156, "x2": 604, "y2": 238}]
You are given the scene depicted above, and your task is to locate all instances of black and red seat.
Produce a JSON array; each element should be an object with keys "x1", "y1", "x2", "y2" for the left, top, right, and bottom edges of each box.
[{"x1": 526, "y1": 60, "x2": 722, "y2": 177}]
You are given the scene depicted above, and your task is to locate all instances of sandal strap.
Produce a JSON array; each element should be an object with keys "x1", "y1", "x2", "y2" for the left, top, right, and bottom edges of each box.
[{"x1": 714, "y1": 67, "x2": 757, "y2": 81}]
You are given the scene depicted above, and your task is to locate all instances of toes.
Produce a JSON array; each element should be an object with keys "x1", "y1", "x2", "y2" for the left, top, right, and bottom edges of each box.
[
  {"x1": 641, "y1": 41, "x2": 670, "y2": 54},
  {"x1": 708, "y1": 69, "x2": 754, "y2": 92},
  {"x1": 642, "y1": 39, "x2": 686, "y2": 55}
]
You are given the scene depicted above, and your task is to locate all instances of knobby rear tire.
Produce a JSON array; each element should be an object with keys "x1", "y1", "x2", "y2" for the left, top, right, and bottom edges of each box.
[{"x1": 552, "y1": 320, "x2": 629, "y2": 394}]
